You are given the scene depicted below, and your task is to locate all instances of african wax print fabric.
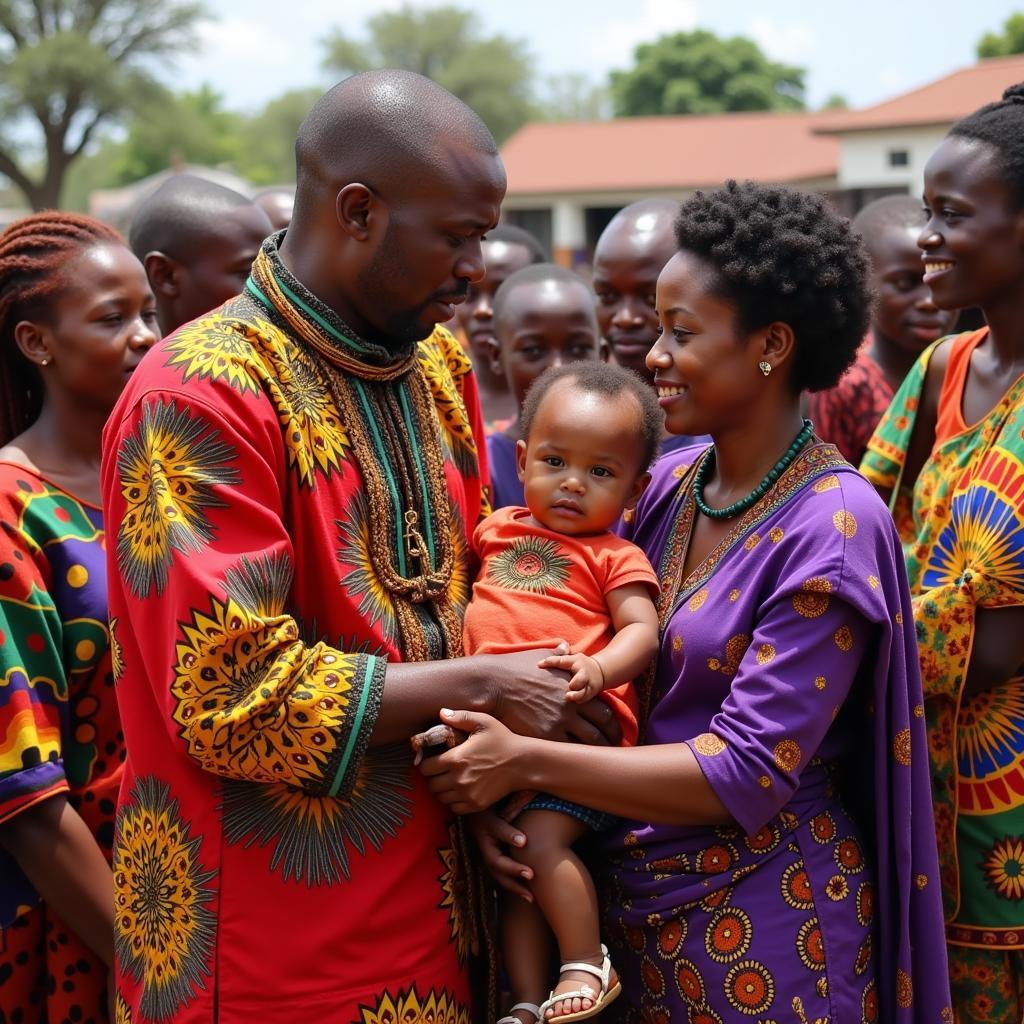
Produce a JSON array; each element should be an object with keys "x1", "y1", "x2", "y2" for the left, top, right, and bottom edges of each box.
[
  {"x1": 601, "y1": 442, "x2": 950, "y2": 1023},
  {"x1": 101, "y1": 237, "x2": 488, "y2": 1023},
  {"x1": 863, "y1": 328, "x2": 1024, "y2": 952},
  {"x1": 806, "y1": 343, "x2": 895, "y2": 467},
  {"x1": 0, "y1": 463, "x2": 121, "y2": 1022},
  {"x1": 948, "y1": 945, "x2": 1024, "y2": 1023}
]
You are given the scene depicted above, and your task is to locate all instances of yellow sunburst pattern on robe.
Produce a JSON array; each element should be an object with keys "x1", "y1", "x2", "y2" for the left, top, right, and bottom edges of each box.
[
  {"x1": 259, "y1": 337, "x2": 352, "y2": 487},
  {"x1": 170, "y1": 589, "x2": 364, "y2": 791},
  {"x1": 114, "y1": 775, "x2": 216, "y2": 1021},
  {"x1": 359, "y1": 986, "x2": 471, "y2": 1024},
  {"x1": 221, "y1": 744, "x2": 413, "y2": 886},
  {"x1": 418, "y1": 329, "x2": 480, "y2": 477},
  {"x1": 162, "y1": 314, "x2": 271, "y2": 395},
  {"x1": 436, "y1": 823, "x2": 471, "y2": 965},
  {"x1": 336, "y1": 492, "x2": 399, "y2": 646},
  {"x1": 116, "y1": 399, "x2": 240, "y2": 598}
]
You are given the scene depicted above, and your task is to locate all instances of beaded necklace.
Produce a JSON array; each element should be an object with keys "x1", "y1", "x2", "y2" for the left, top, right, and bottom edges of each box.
[
  {"x1": 693, "y1": 419, "x2": 815, "y2": 520},
  {"x1": 246, "y1": 239, "x2": 464, "y2": 662}
]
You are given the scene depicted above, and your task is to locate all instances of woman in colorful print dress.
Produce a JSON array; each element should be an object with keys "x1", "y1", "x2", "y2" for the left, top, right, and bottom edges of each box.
[
  {"x1": 422, "y1": 181, "x2": 951, "y2": 1023},
  {"x1": 0, "y1": 212, "x2": 158, "y2": 1022},
  {"x1": 862, "y1": 84, "x2": 1024, "y2": 1023}
]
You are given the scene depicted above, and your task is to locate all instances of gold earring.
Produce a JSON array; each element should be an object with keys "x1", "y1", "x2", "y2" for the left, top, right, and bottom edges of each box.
[{"x1": 759, "y1": 360, "x2": 772, "y2": 377}]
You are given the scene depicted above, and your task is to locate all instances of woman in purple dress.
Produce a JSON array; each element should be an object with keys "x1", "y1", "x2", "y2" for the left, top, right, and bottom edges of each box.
[{"x1": 422, "y1": 182, "x2": 950, "y2": 1023}]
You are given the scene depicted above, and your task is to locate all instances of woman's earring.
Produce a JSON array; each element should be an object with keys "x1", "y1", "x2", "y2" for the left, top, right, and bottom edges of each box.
[
  {"x1": 40, "y1": 356, "x2": 51, "y2": 366},
  {"x1": 758, "y1": 360, "x2": 772, "y2": 377}
]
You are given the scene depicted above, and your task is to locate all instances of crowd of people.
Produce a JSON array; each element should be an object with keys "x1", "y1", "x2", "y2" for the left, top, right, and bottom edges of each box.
[{"x1": 0, "y1": 66, "x2": 1022, "y2": 1024}]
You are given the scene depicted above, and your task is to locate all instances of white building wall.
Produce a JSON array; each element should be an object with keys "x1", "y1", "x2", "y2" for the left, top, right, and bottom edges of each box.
[{"x1": 836, "y1": 127, "x2": 949, "y2": 197}]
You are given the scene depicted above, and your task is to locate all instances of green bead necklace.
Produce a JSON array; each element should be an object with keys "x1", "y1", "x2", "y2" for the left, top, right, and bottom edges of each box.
[{"x1": 693, "y1": 419, "x2": 815, "y2": 520}]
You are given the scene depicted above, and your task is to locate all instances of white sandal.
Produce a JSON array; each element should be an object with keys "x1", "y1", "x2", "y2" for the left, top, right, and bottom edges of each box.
[
  {"x1": 538, "y1": 944, "x2": 621, "y2": 1023},
  {"x1": 496, "y1": 1002, "x2": 542, "y2": 1024}
]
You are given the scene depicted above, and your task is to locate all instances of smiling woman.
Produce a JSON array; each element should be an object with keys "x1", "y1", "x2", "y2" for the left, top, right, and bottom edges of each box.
[
  {"x1": 0, "y1": 212, "x2": 159, "y2": 1022},
  {"x1": 862, "y1": 82, "x2": 1024, "y2": 1023},
  {"x1": 421, "y1": 181, "x2": 952, "y2": 1023}
]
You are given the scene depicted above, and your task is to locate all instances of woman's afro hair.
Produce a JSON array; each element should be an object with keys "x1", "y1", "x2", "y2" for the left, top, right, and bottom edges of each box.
[{"x1": 673, "y1": 180, "x2": 871, "y2": 393}]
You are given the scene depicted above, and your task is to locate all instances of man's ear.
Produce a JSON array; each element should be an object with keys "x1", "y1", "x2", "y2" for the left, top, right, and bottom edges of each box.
[
  {"x1": 336, "y1": 183, "x2": 377, "y2": 240},
  {"x1": 144, "y1": 251, "x2": 181, "y2": 298}
]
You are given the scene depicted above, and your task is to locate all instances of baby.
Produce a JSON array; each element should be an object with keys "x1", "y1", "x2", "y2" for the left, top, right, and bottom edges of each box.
[
  {"x1": 468, "y1": 362, "x2": 661, "y2": 1023},
  {"x1": 485, "y1": 263, "x2": 608, "y2": 510}
]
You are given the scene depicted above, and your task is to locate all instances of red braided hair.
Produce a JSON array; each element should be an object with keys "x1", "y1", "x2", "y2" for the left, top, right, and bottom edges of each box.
[{"x1": 0, "y1": 211, "x2": 124, "y2": 446}]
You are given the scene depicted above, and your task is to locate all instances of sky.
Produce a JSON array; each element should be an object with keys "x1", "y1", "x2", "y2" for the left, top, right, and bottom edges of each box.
[{"x1": 171, "y1": 0, "x2": 1021, "y2": 115}]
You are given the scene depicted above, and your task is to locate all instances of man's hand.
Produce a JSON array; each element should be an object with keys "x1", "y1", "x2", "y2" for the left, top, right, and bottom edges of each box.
[
  {"x1": 468, "y1": 810, "x2": 533, "y2": 901},
  {"x1": 490, "y1": 647, "x2": 620, "y2": 745}
]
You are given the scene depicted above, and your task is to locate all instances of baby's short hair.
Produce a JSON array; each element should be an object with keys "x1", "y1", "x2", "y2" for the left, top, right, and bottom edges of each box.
[{"x1": 520, "y1": 362, "x2": 663, "y2": 471}]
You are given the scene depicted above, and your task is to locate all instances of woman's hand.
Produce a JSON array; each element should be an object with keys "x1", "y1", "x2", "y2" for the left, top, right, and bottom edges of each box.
[
  {"x1": 468, "y1": 810, "x2": 534, "y2": 902},
  {"x1": 419, "y1": 709, "x2": 530, "y2": 813}
]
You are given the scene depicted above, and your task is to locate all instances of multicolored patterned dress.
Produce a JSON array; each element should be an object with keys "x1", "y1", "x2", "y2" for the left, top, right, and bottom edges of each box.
[
  {"x1": 0, "y1": 463, "x2": 122, "y2": 1023},
  {"x1": 603, "y1": 441, "x2": 950, "y2": 1023},
  {"x1": 101, "y1": 237, "x2": 488, "y2": 1023},
  {"x1": 863, "y1": 328, "x2": 1024, "y2": 1016}
]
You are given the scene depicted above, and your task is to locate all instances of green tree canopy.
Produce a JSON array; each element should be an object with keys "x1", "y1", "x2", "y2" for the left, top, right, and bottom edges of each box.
[
  {"x1": 978, "y1": 12, "x2": 1024, "y2": 57},
  {"x1": 235, "y1": 88, "x2": 321, "y2": 185},
  {"x1": 610, "y1": 29, "x2": 805, "y2": 117},
  {"x1": 0, "y1": 0, "x2": 204, "y2": 209},
  {"x1": 116, "y1": 85, "x2": 242, "y2": 184},
  {"x1": 321, "y1": 4, "x2": 536, "y2": 144}
]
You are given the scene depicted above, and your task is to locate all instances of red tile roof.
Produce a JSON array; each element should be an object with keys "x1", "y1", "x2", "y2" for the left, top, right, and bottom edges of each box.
[
  {"x1": 815, "y1": 54, "x2": 1024, "y2": 134},
  {"x1": 501, "y1": 111, "x2": 839, "y2": 195}
]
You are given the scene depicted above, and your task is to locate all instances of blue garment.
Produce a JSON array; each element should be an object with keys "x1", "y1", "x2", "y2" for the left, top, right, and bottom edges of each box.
[{"x1": 486, "y1": 432, "x2": 525, "y2": 510}]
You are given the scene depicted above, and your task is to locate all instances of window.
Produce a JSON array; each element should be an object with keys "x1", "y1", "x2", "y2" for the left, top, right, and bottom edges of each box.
[{"x1": 888, "y1": 149, "x2": 909, "y2": 168}]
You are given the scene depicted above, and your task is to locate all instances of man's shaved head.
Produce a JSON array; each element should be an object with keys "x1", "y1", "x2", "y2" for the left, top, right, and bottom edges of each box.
[
  {"x1": 293, "y1": 70, "x2": 499, "y2": 214},
  {"x1": 129, "y1": 175, "x2": 259, "y2": 262},
  {"x1": 852, "y1": 195, "x2": 927, "y2": 257},
  {"x1": 281, "y1": 71, "x2": 506, "y2": 351},
  {"x1": 593, "y1": 197, "x2": 681, "y2": 382},
  {"x1": 595, "y1": 198, "x2": 679, "y2": 265},
  {"x1": 128, "y1": 174, "x2": 272, "y2": 334},
  {"x1": 253, "y1": 186, "x2": 295, "y2": 232}
]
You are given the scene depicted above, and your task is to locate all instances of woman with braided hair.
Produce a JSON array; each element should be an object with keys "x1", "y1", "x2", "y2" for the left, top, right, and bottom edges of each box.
[
  {"x1": 863, "y1": 83, "x2": 1024, "y2": 1022},
  {"x1": 0, "y1": 211, "x2": 158, "y2": 1021}
]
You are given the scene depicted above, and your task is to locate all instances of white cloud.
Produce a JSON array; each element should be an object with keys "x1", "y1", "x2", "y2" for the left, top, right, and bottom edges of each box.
[
  {"x1": 747, "y1": 15, "x2": 815, "y2": 64},
  {"x1": 581, "y1": 0, "x2": 699, "y2": 69}
]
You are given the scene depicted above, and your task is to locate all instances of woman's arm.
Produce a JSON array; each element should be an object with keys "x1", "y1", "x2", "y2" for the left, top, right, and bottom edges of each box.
[
  {"x1": 421, "y1": 709, "x2": 730, "y2": 824},
  {"x1": 0, "y1": 795, "x2": 114, "y2": 965},
  {"x1": 965, "y1": 605, "x2": 1024, "y2": 695}
]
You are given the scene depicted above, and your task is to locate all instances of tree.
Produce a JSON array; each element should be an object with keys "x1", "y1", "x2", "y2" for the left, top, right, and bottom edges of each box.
[
  {"x1": 236, "y1": 88, "x2": 321, "y2": 185},
  {"x1": 978, "y1": 13, "x2": 1024, "y2": 57},
  {"x1": 540, "y1": 73, "x2": 610, "y2": 122},
  {"x1": 821, "y1": 93, "x2": 849, "y2": 111},
  {"x1": 116, "y1": 85, "x2": 242, "y2": 184},
  {"x1": 0, "y1": 0, "x2": 204, "y2": 209},
  {"x1": 610, "y1": 30, "x2": 805, "y2": 118},
  {"x1": 322, "y1": 5, "x2": 536, "y2": 144}
]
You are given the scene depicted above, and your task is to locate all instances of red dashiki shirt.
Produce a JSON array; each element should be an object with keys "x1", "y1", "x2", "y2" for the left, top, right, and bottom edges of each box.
[
  {"x1": 102, "y1": 253, "x2": 487, "y2": 1024},
  {"x1": 806, "y1": 344, "x2": 894, "y2": 467}
]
